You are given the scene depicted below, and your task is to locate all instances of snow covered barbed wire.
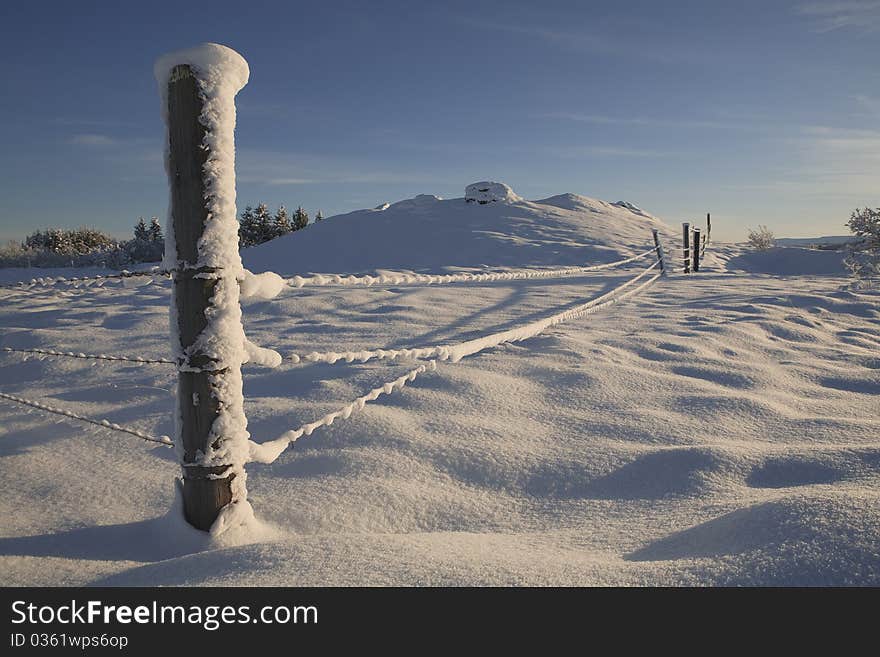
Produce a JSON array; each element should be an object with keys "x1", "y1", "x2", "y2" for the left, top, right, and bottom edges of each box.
[
  {"x1": 288, "y1": 259, "x2": 662, "y2": 366},
  {"x1": 0, "y1": 258, "x2": 663, "y2": 464},
  {"x1": 1, "y1": 346, "x2": 176, "y2": 365},
  {"x1": 248, "y1": 361, "x2": 436, "y2": 464},
  {"x1": 286, "y1": 246, "x2": 658, "y2": 288},
  {"x1": 0, "y1": 391, "x2": 173, "y2": 446},
  {"x1": 1, "y1": 344, "x2": 281, "y2": 369},
  {"x1": 0, "y1": 267, "x2": 171, "y2": 291},
  {"x1": 249, "y1": 260, "x2": 663, "y2": 465},
  {"x1": 0, "y1": 247, "x2": 658, "y2": 296}
]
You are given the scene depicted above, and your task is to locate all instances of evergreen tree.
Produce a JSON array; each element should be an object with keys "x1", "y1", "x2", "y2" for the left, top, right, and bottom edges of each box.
[
  {"x1": 253, "y1": 203, "x2": 273, "y2": 243},
  {"x1": 293, "y1": 206, "x2": 309, "y2": 231},
  {"x1": 127, "y1": 217, "x2": 162, "y2": 263},
  {"x1": 315, "y1": 210, "x2": 324, "y2": 222},
  {"x1": 134, "y1": 217, "x2": 149, "y2": 241},
  {"x1": 148, "y1": 217, "x2": 163, "y2": 243},
  {"x1": 273, "y1": 205, "x2": 292, "y2": 237},
  {"x1": 238, "y1": 205, "x2": 257, "y2": 247}
]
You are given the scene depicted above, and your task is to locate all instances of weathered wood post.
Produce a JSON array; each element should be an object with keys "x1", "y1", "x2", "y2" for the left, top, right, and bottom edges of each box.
[
  {"x1": 157, "y1": 45, "x2": 252, "y2": 532},
  {"x1": 652, "y1": 228, "x2": 665, "y2": 273},
  {"x1": 682, "y1": 222, "x2": 691, "y2": 273},
  {"x1": 701, "y1": 212, "x2": 711, "y2": 257},
  {"x1": 693, "y1": 228, "x2": 701, "y2": 272}
]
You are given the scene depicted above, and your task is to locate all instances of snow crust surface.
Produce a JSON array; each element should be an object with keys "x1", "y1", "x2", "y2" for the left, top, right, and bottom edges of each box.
[{"x1": 1, "y1": 195, "x2": 878, "y2": 586}]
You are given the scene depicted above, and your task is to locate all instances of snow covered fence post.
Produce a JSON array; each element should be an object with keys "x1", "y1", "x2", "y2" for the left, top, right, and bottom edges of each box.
[
  {"x1": 693, "y1": 228, "x2": 701, "y2": 272},
  {"x1": 652, "y1": 229, "x2": 665, "y2": 273},
  {"x1": 682, "y1": 222, "x2": 691, "y2": 274},
  {"x1": 156, "y1": 44, "x2": 252, "y2": 533}
]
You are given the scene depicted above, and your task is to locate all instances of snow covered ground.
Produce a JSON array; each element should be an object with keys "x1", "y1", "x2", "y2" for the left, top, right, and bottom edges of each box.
[{"x1": 0, "y1": 190, "x2": 877, "y2": 586}]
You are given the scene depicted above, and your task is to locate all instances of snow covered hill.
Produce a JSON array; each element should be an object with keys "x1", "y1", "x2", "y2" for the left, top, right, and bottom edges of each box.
[
  {"x1": 0, "y1": 184, "x2": 877, "y2": 586},
  {"x1": 243, "y1": 185, "x2": 675, "y2": 276}
]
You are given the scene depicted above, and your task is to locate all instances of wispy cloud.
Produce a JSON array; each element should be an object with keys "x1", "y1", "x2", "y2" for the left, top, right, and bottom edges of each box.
[
  {"x1": 796, "y1": 1, "x2": 880, "y2": 33},
  {"x1": 535, "y1": 111, "x2": 742, "y2": 131},
  {"x1": 546, "y1": 145, "x2": 673, "y2": 158},
  {"x1": 69, "y1": 133, "x2": 116, "y2": 146},
  {"x1": 263, "y1": 172, "x2": 440, "y2": 185},
  {"x1": 803, "y1": 125, "x2": 880, "y2": 162},
  {"x1": 854, "y1": 94, "x2": 880, "y2": 115},
  {"x1": 266, "y1": 177, "x2": 318, "y2": 185},
  {"x1": 237, "y1": 149, "x2": 445, "y2": 187},
  {"x1": 53, "y1": 117, "x2": 138, "y2": 128},
  {"x1": 456, "y1": 19, "x2": 686, "y2": 64},
  {"x1": 731, "y1": 123, "x2": 880, "y2": 199}
]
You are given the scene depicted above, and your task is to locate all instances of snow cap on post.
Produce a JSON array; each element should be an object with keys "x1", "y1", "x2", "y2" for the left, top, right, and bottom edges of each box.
[{"x1": 154, "y1": 42, "x2": 249, "y2": 93}]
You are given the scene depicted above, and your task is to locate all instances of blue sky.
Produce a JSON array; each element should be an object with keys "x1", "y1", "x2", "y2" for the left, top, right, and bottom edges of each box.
[{"x1": 0, "y1": 0, "x2": 877, "y2": 242}]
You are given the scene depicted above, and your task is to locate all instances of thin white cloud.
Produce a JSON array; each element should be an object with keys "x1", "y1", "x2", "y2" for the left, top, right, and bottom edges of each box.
[
  {"x1": 457, "y1": 19, "x2": 686, "y2": 64},
  {"x1": 237, "y1": 149, "x2": 445, "y2": 187},
  {"x1": 69, "y1": 133, "x2": 116, "y2": 146},
  {"x1": 796, "y1": 1, "x2": 880, "y2": 33},
  {"x1": 536, "y1": 111, "x2": 740, "y2": 131},
  {"x1": 733, "y1": 123, "x2": 880, "y2": 200},
  {"x1": 854, "y1": 94, "x2": 880, "y2": 115},
  {"x1": 547, "y1": 145, "x2": 673, "y2": 158},
  {"x1": 266, "y1": 178, "x2": 317, "y2": 185}
]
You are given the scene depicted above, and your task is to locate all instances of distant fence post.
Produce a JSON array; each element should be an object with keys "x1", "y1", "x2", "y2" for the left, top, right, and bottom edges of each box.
[
  {"x1": 682, "y1": 222, "x2": 691, "y2": 273},
  {"x1": 164, "y1": 60, "x2": 246, "y2": 532},
  {"x1": 652, "y1": 229, "x2": 665, "y2": 273},
  {"x1": 693, "y1": 228, "x2": 701, "y2": 272}
]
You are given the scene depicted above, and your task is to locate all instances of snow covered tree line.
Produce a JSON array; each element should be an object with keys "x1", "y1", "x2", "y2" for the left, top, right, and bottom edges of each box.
[
  {"x1": 238, "y1": 203, "x2": 323, "y2": 247},
  {"x1": 0, "y1": 218, "x2": 163, "y2": 269},
  {"x1": 0, "y1": 204, "x2": 327, "y2": 268}
]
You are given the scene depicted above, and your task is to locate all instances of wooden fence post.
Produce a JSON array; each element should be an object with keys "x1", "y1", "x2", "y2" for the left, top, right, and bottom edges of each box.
[
  {"x1": 652, "y1": 229, "x2": 665, "y2": 273},
  {"x1": 682, "y1": 222, "x2": 691, "y2": 273},
  {"x1": 693, "y1": 228, "x2": 701, "y2": 272},
  {"x1": 165, "y1": 62, "x2": 243, "y2": 531}
]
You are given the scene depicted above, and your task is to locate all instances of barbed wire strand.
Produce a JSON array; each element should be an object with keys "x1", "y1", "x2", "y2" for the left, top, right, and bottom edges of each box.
[
  {"x1": 289, "y1": 259, "x2": 661, "y2": 365},
  {"x1": 250, "y1": 261, "x2": 663, "y2": 464},
  {"x1": 2, "y1": 263, "x2": 662, "y2": 460},
  {"x1": 248, "y1": 361, "x2": 436, "y2": 464},
  {"x1": 0, "y1": 391, "x2": 173, "y2": 446},
  {"x1": 2, "y1": 346, "x2": 175, "y2": 365},
  {"x1": 286, "y1": 246, "x2": 658, "y2": 288},
  {"x1": 1, "y1": 247, "x2": 656, "y2": 295},
  {"x1": 0, "y1": 268, "x2": 171, "y2": 292}
]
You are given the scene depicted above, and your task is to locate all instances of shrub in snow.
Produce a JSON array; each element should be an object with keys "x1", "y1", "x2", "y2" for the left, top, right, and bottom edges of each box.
[
  {"x1": 465, "y1": 181, "x2": 522, "y2": 205},
  {"x1": 844, "y1": 207, "x2": 880, "y2": 284},
  {"x1": 125, "y1": 216, "x2": 164, "y2": 263},
  {"x1": 747, "y1": 225, "x2": 775, "y2": 251}
]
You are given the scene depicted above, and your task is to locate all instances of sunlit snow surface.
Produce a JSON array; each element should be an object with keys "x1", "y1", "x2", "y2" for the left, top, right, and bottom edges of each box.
[{"x1": 0, "y1": 195, "x2": 878, "y2": 585}]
